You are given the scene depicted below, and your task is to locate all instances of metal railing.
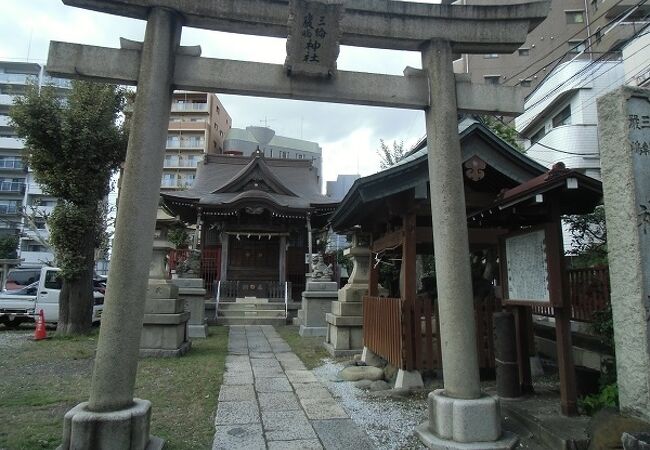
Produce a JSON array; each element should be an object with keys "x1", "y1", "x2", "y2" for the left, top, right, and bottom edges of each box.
[
  {"x1": 214, "y1": 280, "x2": 221, "y2": 320},
  {"x1": 284, "y1": 281, "x2": 289, "y2": 319}
]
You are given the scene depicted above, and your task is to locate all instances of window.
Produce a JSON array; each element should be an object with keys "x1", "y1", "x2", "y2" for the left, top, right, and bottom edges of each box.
[
  {"x1": 565, "y1": 10, "x2": 585, "y2": 24},
  {"x1": 568, "y1": 40, "x2": 586, "y2": 54},
  {"x1": 0, "y1": 200, "x2": 20, "y2": 214},
  {"x1": 34, "y1": 219, "x2": 46, "y2": 229},
  {"x1": 44, "y1": 270, "x2": 62, "y2": 289},
  {"x1": 518, "y1": 48, "x2": 530, "y2": 57},
  {"x1": 484, "y1": 75, "x2": 501, "y2": 85},
  {"x1": 279, "y1": 151, "x2": 289, "y2": 159},
  {"x1": 520, "y1": 79, "x2": 532, "y2": 87},
  {"x1": 0, "y1": 156, "x2": 23, "y2": 169},
  {"x1": 297, "y1": 154, "x2": 304, "y2": 159},
  {"x1": 552, "y1": 105, "x2": 572, "y2": 128},
  {"x1": 530, "y1": 127, "x2": 546, "y2": 144},
  {"x1": 483, "y1": 54, "x2": 499, "y2": 59}
]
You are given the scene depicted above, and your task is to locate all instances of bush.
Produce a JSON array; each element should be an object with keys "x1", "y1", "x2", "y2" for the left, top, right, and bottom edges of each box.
[{"x1": 579, "y1": 383, "x2": 618, "y2": 416}]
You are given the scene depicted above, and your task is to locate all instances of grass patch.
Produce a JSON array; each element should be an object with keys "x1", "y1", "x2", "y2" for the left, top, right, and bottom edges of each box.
[
  {"x1": 0, "y1": 326, "x2": 227, "y2": 450},
  {"x1": 275, "y1": 325, "x2": 330, "y2": 369}
]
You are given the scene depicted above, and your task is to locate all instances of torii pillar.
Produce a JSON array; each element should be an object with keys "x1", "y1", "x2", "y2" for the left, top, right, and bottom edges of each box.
[{"x1": 47, "y1": 1, "x2": 549, "y2": 449}]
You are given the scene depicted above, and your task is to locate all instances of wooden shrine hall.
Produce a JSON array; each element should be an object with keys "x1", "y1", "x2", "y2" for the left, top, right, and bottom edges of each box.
[
  {"x1": 329, "y1": 118, "x2": 603, "y2": 415},
  {"x1": 162, "y1": 149, "x2": 336, "y2": 301}
]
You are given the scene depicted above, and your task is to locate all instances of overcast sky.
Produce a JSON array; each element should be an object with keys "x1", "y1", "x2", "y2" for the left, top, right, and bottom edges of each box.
[{"x1": 0, "y1": 0, "x2": 446, "y2": 184}]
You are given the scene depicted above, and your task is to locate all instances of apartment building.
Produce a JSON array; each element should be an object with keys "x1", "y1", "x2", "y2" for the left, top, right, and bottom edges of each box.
[
  {"x1": 515, "y1": 59, "x2": 625, "y2": 179},
  {"x1": 161, "y1": 91, "x2": 231, "y2": 191},
  {"x1": 0, "y1": 61, "x2": 70, "y2": 267},
  {"x1": 453, "y1": 0, "x2": 650, "y2": 93}
]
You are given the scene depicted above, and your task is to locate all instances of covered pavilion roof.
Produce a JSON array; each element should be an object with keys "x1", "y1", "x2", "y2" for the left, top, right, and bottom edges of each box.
[{"x1": 162, "y1": 150, "x2": 337, "y2": 223}]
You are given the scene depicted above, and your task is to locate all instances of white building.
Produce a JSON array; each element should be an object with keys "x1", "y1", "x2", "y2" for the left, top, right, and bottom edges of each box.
[
  {"x1": 0, "y1": 61, "x2": 70, "y2": 267},
  {"x1": 515, "y1": 59, "x2": 625, "y2": 180},
  {"x1": 622, "y1": 31, "x2": 650, "y2": 88},
  {"x1": 223, "y1": 126, "x2": 323, "y2": 181}
]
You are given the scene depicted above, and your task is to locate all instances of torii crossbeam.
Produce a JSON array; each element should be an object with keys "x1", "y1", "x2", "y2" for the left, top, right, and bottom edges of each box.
[{"x1": 49, "y1": 1, "x2": 551, "y2": 449}]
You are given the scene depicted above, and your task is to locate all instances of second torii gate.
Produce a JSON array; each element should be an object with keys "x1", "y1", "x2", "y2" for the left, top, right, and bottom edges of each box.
[{"x1": 48, "y1": 1, "x2": 550, "y2": 449}]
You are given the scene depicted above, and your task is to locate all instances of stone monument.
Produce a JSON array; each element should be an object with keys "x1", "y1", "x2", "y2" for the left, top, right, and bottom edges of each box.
[
  {"x1": 47, "y1": 1, "x2": 549, "y2": 448},
  {"x1": 598, "y1": 86, "x2": 650, "y2": 422},
  {"x1": 324, "y1": 233, "x2": 369, "y2": 356},
  {"x1": 172, "y1": 250, "x2": 208, "y2": 338},
  {"x1": 299, "y1": 253, "x2": 338, "y2": 337},
  {"x1": 140, "y1": 232, "x2": 192, "y2": 357}
]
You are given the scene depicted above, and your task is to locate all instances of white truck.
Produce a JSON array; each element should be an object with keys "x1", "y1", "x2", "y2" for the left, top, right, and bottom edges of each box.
[{"x1": 0, "y1": 267, "x2": 103, "y2": 328}]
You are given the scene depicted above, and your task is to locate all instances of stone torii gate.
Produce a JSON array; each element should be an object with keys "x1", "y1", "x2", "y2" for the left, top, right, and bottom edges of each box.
[{"x1": 48, "y1": 1, "x2": 549, "y2": 449}]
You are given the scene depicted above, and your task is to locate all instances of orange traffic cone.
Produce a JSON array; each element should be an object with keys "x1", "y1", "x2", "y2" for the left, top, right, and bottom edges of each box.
[{"x1": 34, "y1": 309, "x2": 47, "y2": 341}]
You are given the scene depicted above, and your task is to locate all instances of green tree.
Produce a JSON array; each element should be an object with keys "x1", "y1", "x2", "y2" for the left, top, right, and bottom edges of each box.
[
  {"x1": 377, "y1": 139, "x2": 407, "y2": 169},
  {"x1": 0, "y1": 235, "x2": 18, "y2": 259},
  {"x1": 10, "y1": 81, "x2": 127, "y2": 335},
  {"x1": 479, "y1": 115, "x2": 524, "y2": 152},
  {"x1": 565, "y1": 206, "x2": 607, "y2": 268}
]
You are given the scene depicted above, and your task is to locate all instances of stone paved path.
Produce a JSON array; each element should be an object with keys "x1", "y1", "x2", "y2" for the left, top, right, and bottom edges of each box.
[{"x1": 213, "y1": 325, "x2": 375, "y2": 450}]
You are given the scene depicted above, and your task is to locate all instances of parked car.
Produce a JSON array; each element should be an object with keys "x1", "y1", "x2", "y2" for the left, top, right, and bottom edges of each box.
[
  {"x1": 0, "y1": 267, "x2": 103, "y2": 328},
  {"x1": 4, "y1": 268, "x2": 41, "y2": 291}
]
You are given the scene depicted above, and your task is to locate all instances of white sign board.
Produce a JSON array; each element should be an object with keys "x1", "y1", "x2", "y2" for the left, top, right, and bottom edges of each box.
[{"x1": 505, "y1": 229, "x2": 550, "y2": 302}]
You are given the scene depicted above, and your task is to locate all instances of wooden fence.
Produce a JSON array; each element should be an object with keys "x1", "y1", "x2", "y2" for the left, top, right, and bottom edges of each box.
[
  {"x1": 531, "y1": 267, "x2": 610, "y2": 322},
  {"x1": 363, "y1": 294, "x2": 497, "y2": 372}
]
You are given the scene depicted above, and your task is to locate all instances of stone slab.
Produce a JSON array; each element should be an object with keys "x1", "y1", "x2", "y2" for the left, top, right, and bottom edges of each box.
[
  {"x1": 171, "y1": 277, "x2": 204, "y2": 288},
  {"x1": 222, "y1": 374, "x2": 254, "y2": 385},
  {"x1": 214, "y1": 400, "x2": 260, "y2": 425},
  {"x1": 330, "y1": 301, "x2": 363, "y2": 316},
  {"x1": 258, "y1": 392, "x2": 301, "y2": 411},
  {"x1": 262, "y1": 410, "x2": 317, "y2": 441},
  {"x1": 144, "y1": 298, "x2": 185, "y2": 314},
  {"x1": 218, "y1": 384, "x2": 256, "y2": 402},
  {"x1": 324, "y1": 313, "x2": 363, "y2": 327},
  {"x1": 286, "y1": 370, "x2": 318, "y2": 384},
  {"x1": 254, "y1": 377, "x2": 293, "y2": 393},
  {"x1": 147, "y1": 281, "x2": 178, "y2": 299},
  {"x1": 253, "y1": 367, "x2": 285, "y2": 378},
  {"x1": 267, "y1": 440, "x2": 323, "y2": 450},
  {"x1": 294, "y1": 385, "x2": 333, "y2": 400},
  {"x1": 299, "y1": 325, "x2": 328, "y2": 337},
  {"x1": 188, "y1": 323, "x2": 208, "y2": 338},
  {"x1": 305, "y1": 281, "x2": 338, "y2": 292},
  {"x1": 311, "y1": 418, "x2": 374, "y2": 450},
  {"x1": 139, "y1": 340, "x2": 191, "y2": 358},
  {"x1": 213, "y1": 424, "x2": 265, "y2": 450},
  {"x1": 416, "y1": 423, "x2": 518, "y2": 450},
  {"x1": 142, "y1": 311, "x2": 190, "y2": 325},
  {"x1": 61, "y1": 399, "x2": 154, "y2": 450},
  {"x1": 300, "y1": 397, "x2": 348, "y2": 420}
]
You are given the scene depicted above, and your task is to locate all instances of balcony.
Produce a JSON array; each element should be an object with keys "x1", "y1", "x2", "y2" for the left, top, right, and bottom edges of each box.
[
  {"x1": 165, "y1": 140, "x2": 205, "y2": 150},
  {"x1": 168, "y1": 120, "x2": 208, "y2": 130},
  {"x1": 526, "y1": 124, "x2": 600, "y2": 170},
  {"x1": 0, "y1": 115, "x2": 11, "y2": 128},
  {"x1": 26, "y1": 183, "x2": 44, "y2": 195},
  {"x1": 0, "y1": 206, "x2": 20, "y2": 215},
  {"x1": 163, "y1": 160, "x2": 200, "y2": 169},
  {"x1": 0, "y1": 159, "x2": 24, "y2": 170},
  {"x1": 26, "y1": 205, "x2": 55, "y2": 216},
  {"x1": 0, "y1": 94, "x2": 14, "y2": 107},
  {"x1": 41, "y1": 76, "x2": 72, "y2": 89},
  {"x1": 170, "y1": 102, "x2": 208, "y2": 112},
  {"x1": 0, "y1": 181, "x2": 25, "y2": 193},
  {"x1": 0, "y1": 73, "x2": 37, "y2": 86},
  {"x1": 23, "y1": 228, "x2": 50, "y2": 240},
  {"x1": 0, "y1": 137, "x2": 23, "y2": 150},
  {"x1": 19, "y1": 250, "x2": 54, "y2": 266}
]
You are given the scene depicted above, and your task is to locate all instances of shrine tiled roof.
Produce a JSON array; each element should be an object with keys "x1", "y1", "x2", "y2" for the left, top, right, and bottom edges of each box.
[{"x1": 162, "y1": 151, "x2": 336, "y2": 215}]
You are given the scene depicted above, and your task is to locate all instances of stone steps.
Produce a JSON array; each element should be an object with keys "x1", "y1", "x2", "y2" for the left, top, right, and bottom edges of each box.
[
  {"x1": 216, "y1": 316, "x2": 288, "y2": 326},
  {"x1": 216, "y1": 297, "x2": 288, "y2": 325}
]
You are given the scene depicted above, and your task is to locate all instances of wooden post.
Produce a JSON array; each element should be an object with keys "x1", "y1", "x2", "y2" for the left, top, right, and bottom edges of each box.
[
  {"x1": 220, "y1": 233, "x2": 229, "y2": 281},
  {"x1": 402, "y1": 212, "x2": 417, "y2": 370},
  {"x1": 514, "y1": 305, "x2": 534, "y2": 394},
  {"x1": 548, "y1": 209, "x2": 578, "y2": 416},
  {"x1": 279, "y1": 235, "x2": 287, "y2": 283}
]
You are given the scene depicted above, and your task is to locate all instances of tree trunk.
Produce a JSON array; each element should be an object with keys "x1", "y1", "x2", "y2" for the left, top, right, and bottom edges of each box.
[{"x1": 56, "y1": 226, "x2": 96, "y2": 335}]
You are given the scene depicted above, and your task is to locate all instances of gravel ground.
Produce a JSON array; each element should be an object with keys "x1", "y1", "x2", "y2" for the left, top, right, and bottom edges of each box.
[
  {"x1": 314, "y1": 359, "x2": 430, "y2": 450},
  {"x1": 0, "y1": 328, "x2": 32, "y2": 349}
]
